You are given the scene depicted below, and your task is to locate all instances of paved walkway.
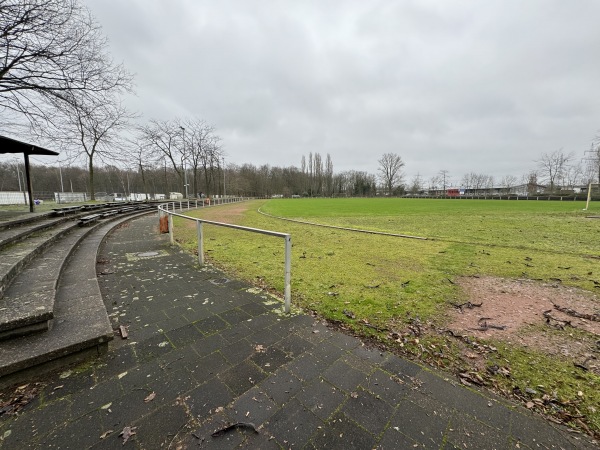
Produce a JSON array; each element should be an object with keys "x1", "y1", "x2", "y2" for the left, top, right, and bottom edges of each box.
[{"x1": 0, "y1": 213, "x2": 596, "y2": 449}]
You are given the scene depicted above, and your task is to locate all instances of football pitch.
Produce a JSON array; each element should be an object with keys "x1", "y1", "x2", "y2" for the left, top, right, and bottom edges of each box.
[
  {"x1": 179, "y1": 197, "x2": 600, "y2": 322},
  {"x1": 176, "y1": 197, "x2": 600, "y2": 435}
]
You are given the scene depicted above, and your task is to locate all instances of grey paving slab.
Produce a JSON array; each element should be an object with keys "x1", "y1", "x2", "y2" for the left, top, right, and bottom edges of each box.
[
  {"x1": 341, "y1": 388, "x2": 395, "y2": 435},
  {"x1": 0, "y1": 213, "x2": 597, "y2": 450},
  {"x1": 309, "y1": 412, "x2": 377, "y2": 450},
  {"x1": 296, "y1": 377, "x2": 347, "y2": 421},
  {"x1": 260, "y1": 368, "x2": 303, "y2": 406}
]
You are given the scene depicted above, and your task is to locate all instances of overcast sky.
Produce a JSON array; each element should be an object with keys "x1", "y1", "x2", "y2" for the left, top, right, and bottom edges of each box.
[{"x1": 79, "y1": 0, "x2": 599, "y2": 184}]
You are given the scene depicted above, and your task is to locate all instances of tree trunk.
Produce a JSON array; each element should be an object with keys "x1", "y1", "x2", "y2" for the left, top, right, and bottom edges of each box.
[
  {"x1": 88, "y1": 156, "x2": 95, "y2": 201},
  {"x1": 140, "y1": 163, "x2": 148, "y2": 200}
]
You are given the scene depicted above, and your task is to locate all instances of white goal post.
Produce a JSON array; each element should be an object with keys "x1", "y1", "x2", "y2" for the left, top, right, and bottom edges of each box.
[{"x1": 584, "y1": 183, "x2": 600, "y2": 210}]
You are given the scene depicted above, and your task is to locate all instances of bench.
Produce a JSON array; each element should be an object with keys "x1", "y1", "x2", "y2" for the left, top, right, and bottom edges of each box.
[
  {"x1": 52, "y1": 206, "x2": 83, "y2": 216},
  {"x1": 117, "y1": 207, "x2": 137, "y2": 214},
  {"x1": 78, "y1": 214, "x2": 102, "y2": 226},
  {"x1": 102, "y1": 209, "x2": 119, "y2": 218},
  {"x1": 81, "y1": 204, "x2": 106, "y2": 211}
]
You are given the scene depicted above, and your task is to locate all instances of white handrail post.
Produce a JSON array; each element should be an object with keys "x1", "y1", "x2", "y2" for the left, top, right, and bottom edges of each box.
[
  {"x1": 284, "y1": 234, "x2": 292, "y2": 313},
  {"x1": 197, "y1": 220, "x2": 204, "y2": 266},
  {"x1": 168, "y1": 213, "x2": 174, "y2": 245}
]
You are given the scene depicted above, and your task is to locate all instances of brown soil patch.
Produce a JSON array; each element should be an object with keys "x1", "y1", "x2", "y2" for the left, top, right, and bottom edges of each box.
[
  {"x1": 195, "y1": 203, "x2": 248, "y2": 223},
  {"x1": 448, "y1": 276, "x2": 600, "y2": 372}
]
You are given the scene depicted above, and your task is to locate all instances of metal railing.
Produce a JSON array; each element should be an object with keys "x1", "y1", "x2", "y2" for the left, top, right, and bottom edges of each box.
[{"x1": 157, "y1": 199, "x2": 292, "y2": 313}]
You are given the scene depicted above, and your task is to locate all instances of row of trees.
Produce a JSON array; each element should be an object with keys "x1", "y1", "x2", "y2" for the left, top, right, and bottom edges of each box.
[
  {"x1": 0, "y1": 158, "x2": 379, "y2": 199},
  {"x1": 3, "y1": 145, "x2": 600, "y2": 199},
  {"x1": 405, "y1": 147, "x2": 600, "y2": 196}
]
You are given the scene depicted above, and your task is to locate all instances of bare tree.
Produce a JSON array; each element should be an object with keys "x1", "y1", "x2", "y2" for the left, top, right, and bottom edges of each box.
[
  {"x1": 563, "y1": 161, "x2": 583, "y2": 189},
  {"x1": 37, "y1": 91, "x2": 135, "y2": 200},
  {"x1": 537, "y1": 149, "x2": 573, "y2": 193},
  {"x1": 500, "y1": 175, "x2": 518, "y2": 194},
  {"x1": 313, "y1": 152, "x2": 323, "y2": 195},
  {"x1": 138, "y1": 119, "x2": 185, "y2": 196},
  {"x1": 428, "y1": 175, "x2": 441, "y2": 194},
  {"x1": 125, "y1": 138, "x2": 155, "y2": 200},
  {"x1": 178, "y1": 118, "x2": 222, "y2": 196},
  {"x1": 522, "y1": 171, "x2": 540, "y2": 195},
  {"x1": 1, "y1": 0, "x2": 133, "y2": 127},
  {"x1": 378, "y1": 153, "x2": 404, "y2": 195},
  {"x1": 460, "y1": 173, "x2": 474, "y2": 190},
  {"x1": 308, "y1": 152, "x2": 314, "y2": 196},
  {"x1": 584, "y1": 141, "x2": 600, "y2": 185},
  {"x1": 301, "y1": 155, "x2": 306, "y2": 193},
  {"x1": 324, "y1": 153, "x2": 333, "y2": 197},
  {"x1": 409, "y1": 174, "x2": 423, "y2": 194}
]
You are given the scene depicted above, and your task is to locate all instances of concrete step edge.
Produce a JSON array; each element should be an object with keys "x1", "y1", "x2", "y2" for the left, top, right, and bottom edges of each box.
[{"x1": 0, "y1": 211, "x2": 155, "y2": 381}]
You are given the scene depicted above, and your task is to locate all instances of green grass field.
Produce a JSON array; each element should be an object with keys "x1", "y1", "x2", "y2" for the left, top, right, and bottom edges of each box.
[{"x1": 173, "y1": 198, "x2": 600, "y2": 436}]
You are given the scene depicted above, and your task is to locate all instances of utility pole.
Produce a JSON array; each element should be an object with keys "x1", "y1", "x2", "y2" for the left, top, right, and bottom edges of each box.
[
  {"x1": 584, "y1": 143, "x2": 600, "y2": 185},
  {"x1": 439, "y1": 170, "x2": 449, "y2": 192}
]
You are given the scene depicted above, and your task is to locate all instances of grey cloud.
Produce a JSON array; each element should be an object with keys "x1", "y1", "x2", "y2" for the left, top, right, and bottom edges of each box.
[{"x1": 77, "y1": 0, "x2": 600, "y2": 180}]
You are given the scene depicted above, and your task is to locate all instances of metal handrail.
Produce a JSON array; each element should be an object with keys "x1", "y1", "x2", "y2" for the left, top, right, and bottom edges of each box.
[{"x1": 157, "y1": 200, "x2": 292, "y2": 313}]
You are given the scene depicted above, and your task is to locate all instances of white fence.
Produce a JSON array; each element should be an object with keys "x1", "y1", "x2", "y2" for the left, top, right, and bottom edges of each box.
[
  {"x1": 0, "y1": 191, "x2": 29, "y2": 205},
  {"x1": 54, "y1": 192, "x2": 89, "y2": 203}
]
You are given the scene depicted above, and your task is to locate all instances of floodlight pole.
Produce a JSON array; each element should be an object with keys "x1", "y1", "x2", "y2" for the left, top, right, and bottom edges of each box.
[{"x1": 180, "y1": 126, "x2": 188, "y2": 199}]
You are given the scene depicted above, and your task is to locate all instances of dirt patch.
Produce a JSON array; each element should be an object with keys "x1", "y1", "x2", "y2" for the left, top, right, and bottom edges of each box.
[
  {"x1": 448, "y1": 276, "x2": 600, "y2": 372},
  {"x1": 195, "y1": 204, "x2": 248, "y2": 223}
]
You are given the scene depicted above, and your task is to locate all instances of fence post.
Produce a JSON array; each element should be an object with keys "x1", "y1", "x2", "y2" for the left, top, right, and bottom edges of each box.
[
  {"x1": 197, "y1": 221, "x2": 204, "y2": 266},
  {"x1": 284, "y1": 234, "x2": 292, "y2": 313},
  {"x1": 168, "y1": 213, "x2": 174, "y2": 245}
]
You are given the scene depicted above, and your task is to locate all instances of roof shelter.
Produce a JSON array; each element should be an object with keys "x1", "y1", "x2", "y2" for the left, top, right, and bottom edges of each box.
[{"x1": 0, "y1": 135, "x2": 59, "y2": 212}]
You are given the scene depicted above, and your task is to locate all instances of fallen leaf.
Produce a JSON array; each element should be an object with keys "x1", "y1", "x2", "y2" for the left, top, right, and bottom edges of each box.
[
  {"x1": 119, "y1": 426, "x2": 136, "y2": 444},
  {"x1": 144, "y1": 392, "x2": 156, "y2": 403},
  {"x1": 350, "y1": 392, "x2": 358, "y2": 399},
  {"x1": 100, "y1": 430, "x2": 113, "y2": 439}
]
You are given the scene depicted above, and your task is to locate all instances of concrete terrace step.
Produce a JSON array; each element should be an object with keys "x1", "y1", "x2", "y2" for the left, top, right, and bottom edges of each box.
[
  {"x1": 0, "y1": 221, "x2": 80, "y2": 299},
  {"x1": 0, "y1": 214, "x2": 152, "y2": 383},
  {"x1": 0, "y1": 215, "x2": 72, "y2": 251},
  {"x1": 0, "y1": 211, "x2": 51, "y2": 230},
  {"x1": 0, "y1": 225, "x2": 98, "y2": 339}
]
